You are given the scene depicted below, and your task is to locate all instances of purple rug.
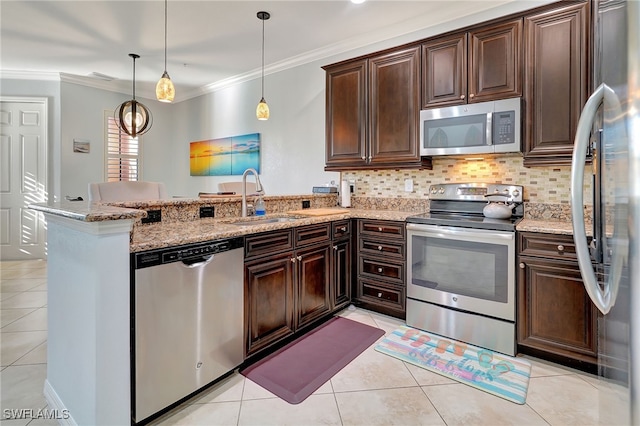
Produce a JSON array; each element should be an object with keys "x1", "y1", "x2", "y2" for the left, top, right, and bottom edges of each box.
[{"x1": 241, "y1": 316, "x2": 385, "y2": 404}]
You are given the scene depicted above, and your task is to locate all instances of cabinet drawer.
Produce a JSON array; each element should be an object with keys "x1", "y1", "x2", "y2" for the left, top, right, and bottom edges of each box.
[
  {"x1": 518, "y1": 232, "x2": 579, "y2": 261},
  {"x1": 358, "y1": 278, "x2": 405, "y2": 310},
  {"x1": 295, "y1": 223, "x2": 331, "y2": 247},
  {"x1": 358, "y1": 219, "x2": 405, "y2": 240},
  {"x1": 332, "y1": 220, "x2": 351, "y2": 239},
  {"x1": 359, "y1": 237, "x2": 405, "y2": 259},
  {"x1": 245, "y1": 230, "x2": 294, "y2": 259},
  {"x1": 359, "y1": 256, "x2": 404, "y2": 283}
]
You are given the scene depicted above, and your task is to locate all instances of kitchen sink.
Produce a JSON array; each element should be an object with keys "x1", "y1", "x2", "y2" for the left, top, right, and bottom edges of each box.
[{"x1": 228, "y1": 216, "x2": 301, "y2": 226}]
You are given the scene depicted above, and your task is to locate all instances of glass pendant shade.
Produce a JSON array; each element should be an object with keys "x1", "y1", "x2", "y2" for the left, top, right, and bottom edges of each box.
[
  {"x1": 156, "y1": 71, "x2": 175, "y2": 102},
  {"x1": 256, "y1": 97, "x2": 270, "y2": 120}
]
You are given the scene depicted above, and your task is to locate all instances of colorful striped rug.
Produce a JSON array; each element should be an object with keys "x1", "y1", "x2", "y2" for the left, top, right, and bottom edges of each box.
[{"x1": 375, "y1": 326, "x2": 531, "y2": 404}]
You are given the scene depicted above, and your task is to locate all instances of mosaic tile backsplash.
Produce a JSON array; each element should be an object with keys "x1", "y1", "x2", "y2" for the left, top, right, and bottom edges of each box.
[{"x1": 342, "y1": 155, "x2": 593, "y2": 205}]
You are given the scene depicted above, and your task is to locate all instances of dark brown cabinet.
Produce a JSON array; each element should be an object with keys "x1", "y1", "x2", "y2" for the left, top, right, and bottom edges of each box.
[
  {"x1": 523, "y1": 2, "x2": 589, "y2": 166},
  {"x1": 517, "y1": 232, "x2": 597, "y2": 372},
  {"x1": 331, "y1": 220, "x2": 352, "y2": 311},
  {"x1": 422, "y1": 19, "x2": 522, "y2": 108},
  {"x1": 244, "y1": 224, "x2": 331, "y2": 357},
  {"x1": 324, "y1": 46, "x2": 428, "y2": 170},
  {"x1": 353, "y1": 219, "x2": 406, "y2": 319}
]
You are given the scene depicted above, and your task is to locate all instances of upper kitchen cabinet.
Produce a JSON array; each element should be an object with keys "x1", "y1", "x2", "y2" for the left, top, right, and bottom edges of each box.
[
  {"x1": 523, "y1": 2, "x2": 589, "y2": 166},
  {"x1": 422, "y1": 19, "x2": 523, "y2": 108},
  {"x1": 324, "y1": 46, "x2": 430, "y2": 171}
]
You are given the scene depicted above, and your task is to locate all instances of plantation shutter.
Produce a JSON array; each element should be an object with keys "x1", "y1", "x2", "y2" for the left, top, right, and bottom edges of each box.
[{"x1": 104, "y1": 111, "x2": 141, "y2": 182}]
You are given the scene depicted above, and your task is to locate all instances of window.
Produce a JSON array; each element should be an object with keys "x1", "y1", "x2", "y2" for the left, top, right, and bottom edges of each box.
[{"x1": 104, "y1": 111, "x2": 141, "y2": 181}]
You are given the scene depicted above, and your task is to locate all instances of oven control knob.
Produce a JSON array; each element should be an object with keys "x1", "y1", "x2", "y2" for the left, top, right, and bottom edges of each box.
[
  {"x1": 512, "y1": 189, "x2": 520, "y2": 197},
  {"x1": 438, "y1": 188, "x2": 445, "y2": 194},
  {"x1": 431, "y1": 188, "x2": 437, "y2": 194}
]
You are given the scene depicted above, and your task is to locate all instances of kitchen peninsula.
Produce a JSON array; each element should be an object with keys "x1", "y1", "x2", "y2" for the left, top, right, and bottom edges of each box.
[{"x1": 28, "y1": 194, "x2": 420, "y2": 425}]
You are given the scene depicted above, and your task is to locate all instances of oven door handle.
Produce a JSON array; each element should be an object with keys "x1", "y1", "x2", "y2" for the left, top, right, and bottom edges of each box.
[{"x1": 406, "y1": 223, "x2": 514, "y2": 241}]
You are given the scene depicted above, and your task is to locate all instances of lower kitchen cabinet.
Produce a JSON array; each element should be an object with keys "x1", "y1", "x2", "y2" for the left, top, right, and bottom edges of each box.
[
  {"x1": 244, "y1": 222, "x2": 347, "y2": 357},
  {"x1": 353, "y1": 219, "x2": 406, "y2": 319},
  {"x1": 331, "y1": 220, "x2": 352, "y2": 311},
  {"x1": 517, "y1": 232, "x2": 598, "y2": 372}
]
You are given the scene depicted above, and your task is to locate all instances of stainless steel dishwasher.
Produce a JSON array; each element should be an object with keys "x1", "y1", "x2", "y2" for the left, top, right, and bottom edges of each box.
[{"x1": 132, "y1": 237, "x2": 244, "y2": 423}]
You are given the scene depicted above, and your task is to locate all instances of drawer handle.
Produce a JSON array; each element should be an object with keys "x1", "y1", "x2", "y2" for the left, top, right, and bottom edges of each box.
[
  {"x1": 339, "y1": 226, "x2": 347, "y2": 232},
  {"x1": 297, "y1": 255, "x2": 302, "y2": 261},
  {"x1": 377, "y1": 267, "x2": 383, "y2": 273},
  {"x1": 333, "y1": 245, "x2": 338, "y2": 250},
  {"x1": 378, "y1": 227, "x2": 383, "y2": 232},
  {"x1": 557, "y1": 245, "x2": 565, "y2": 252},
  {"x1": 377, "y1": 245, "x2": 383, "y2": 251},
  {"x1": 291, "y1": 257, "x2": 296, "y2": 263},
  {"x1": 378, "y1": 292, "x2": 382, "y2": 298},
  {"x1": 519, "y1": 262, "x2": 525, "y2": 269}
]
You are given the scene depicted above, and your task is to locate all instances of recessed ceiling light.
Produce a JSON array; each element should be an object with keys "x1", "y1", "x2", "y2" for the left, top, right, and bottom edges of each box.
[{"x1": 351, "y1": 0, "x2": 366, "y2": 4}]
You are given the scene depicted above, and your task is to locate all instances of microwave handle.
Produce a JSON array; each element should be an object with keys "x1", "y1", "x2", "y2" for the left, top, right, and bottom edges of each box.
[{"x1": 486, "y1": 112, "x2": 493, "y2": 146}]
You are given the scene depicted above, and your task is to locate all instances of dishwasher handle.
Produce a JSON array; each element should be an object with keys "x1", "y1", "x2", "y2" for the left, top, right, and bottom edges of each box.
[{"x1": 180, "y1": 255, "x2": 214, "y2": 268}]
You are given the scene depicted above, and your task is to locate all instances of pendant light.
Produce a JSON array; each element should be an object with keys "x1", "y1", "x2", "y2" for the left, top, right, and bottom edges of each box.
[
  {"x1": 256, "y1": 11, "x2": 270, "y2": 121},
  {"x1": 115, "y1": 54, "x2": 153, "y2": 137},
  {"x1": 156, "y1": 0, "x2": 175, "y2": 102}
]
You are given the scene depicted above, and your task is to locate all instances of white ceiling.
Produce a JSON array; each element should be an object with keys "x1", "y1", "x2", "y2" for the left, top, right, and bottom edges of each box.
[{"x1": 0, "y1": 0, "x2": 554, "y2": 102}]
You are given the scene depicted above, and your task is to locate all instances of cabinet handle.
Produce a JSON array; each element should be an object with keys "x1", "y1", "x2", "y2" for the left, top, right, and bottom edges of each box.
[
  {"x1": 368, "y1": 156, "x2": 372, "y2": 162},
  {"x1": 291, "y1": 257, "x2": 296, "y2": 263},
  {"x1": 297, "y1": 255, "x2": 302, "y2": 261},
  {"x1": 377, "y1": 267, "x2": 383, "y2": 273},
  {"x1": 339, "y1": 226, "x2": 347, "y2": 232},
  {"x1": 460, "y1": 95, "x2": 465, "y2": 100},
  {"x1": 333, "y1": 245, "x2": 338, "y2": 250},
  {"x1": 362, "y1": 156, "x2": 366, "y2": 160},
  {"x1": 557, "y1": 245, "x2": 565, "y2": 252},
  {"x1": 378, "y1": 292, "x2": 382, "y2": 298},
  {"x1": 519, "y1": 262, "x2": 525, "y2": 269},
  {"x1": 378, "y1": 227, "x2": 383, "y2": 232},
  {"x1": 377, "y1": 245, "x2": 383, "y2": 251},
  {"x1": 469, "y1": 93, "x2": 475, "y2": 99}
]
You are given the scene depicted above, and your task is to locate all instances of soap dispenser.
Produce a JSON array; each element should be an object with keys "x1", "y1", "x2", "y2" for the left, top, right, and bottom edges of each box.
[{"x1": 255, "y1": 196, "x2": 266, "y2": 216}]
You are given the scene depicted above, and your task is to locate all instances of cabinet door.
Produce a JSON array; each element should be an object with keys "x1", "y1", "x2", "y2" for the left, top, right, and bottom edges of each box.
[
  {"x1": 331, "y1": 238, "x2": 351, "y2": 311},
  {"x1": 369, "y1": 46, "x2": 421, "y2": 164},
  {"x1": 523, "y1": 2, "x2": 589, "y2": 166},
  {"x1": 245, "y1": 252, "x2": 295, "y2": 356},
  {"x1": 421, "y1": 33, "x2": 467, "y2": 108},
  {"x1": 517, "y1": 257, "x2": 597, "y2": 367},
  {"x1": 296, "y1": 243, "x2": 331, "y2": 330},
  {"x1": 324, "y1": 59, "x2": 368, "y2": 168},
  {"x1": 469, "y1": 19, "x2": 522, "y2": 103}
]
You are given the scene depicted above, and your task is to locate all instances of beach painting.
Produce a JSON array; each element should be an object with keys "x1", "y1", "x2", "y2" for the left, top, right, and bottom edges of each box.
[{"x1": 190, "y1": 133, "x2": 260, "y2": 176}]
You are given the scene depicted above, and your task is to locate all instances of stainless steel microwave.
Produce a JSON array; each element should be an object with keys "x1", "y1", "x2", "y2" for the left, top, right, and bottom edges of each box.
[{"x1": 419, "y1": 97, "x2": 521, "y2": 157}]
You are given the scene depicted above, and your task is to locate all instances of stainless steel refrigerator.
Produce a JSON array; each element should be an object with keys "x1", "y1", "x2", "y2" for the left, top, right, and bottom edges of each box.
[{"x1": 570, "y1": 0, "x2": 639, "y2": 423}]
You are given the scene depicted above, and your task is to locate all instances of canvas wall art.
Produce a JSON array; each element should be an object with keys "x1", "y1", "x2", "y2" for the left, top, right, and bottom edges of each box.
[{"x1": 190, "y1": 133, "x2": 260, "y2": 176}]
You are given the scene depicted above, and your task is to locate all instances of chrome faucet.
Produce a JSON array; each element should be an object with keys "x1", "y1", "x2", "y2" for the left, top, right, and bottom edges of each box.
[{"x1": 242, "y1": 168, "x2": 264, "y2": 217}]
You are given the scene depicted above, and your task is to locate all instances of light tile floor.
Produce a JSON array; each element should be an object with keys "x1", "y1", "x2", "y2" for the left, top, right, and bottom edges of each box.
[{"x1": 0, "y1": 260, "x2": 629, "y2": 425}]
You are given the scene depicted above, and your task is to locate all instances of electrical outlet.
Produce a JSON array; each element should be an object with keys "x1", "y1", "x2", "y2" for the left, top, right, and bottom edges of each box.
[
  {"x1": 199, "y1": 206, "x2": 215, "y2": 218},
  {"x1": 302, "y1": 200, "x2": 311, "y2": 209},
  {"x1": 404, "y1": 179, "x2": 414, "y2": 192}
]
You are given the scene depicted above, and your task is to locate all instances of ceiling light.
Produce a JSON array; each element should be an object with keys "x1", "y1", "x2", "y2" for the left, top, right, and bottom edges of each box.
[
  {"x1": 351, "y1": 0, "x2": 366, "y2": 4},
  {"x1": 256, "y1": 11, "x2": 270, "y2": 121},
  {"x1": 156, "y1": 0, "x2": 175, "y2": 102},
  {"x1": 115, "y1": 54, "x2": 152, "y2": 137}
]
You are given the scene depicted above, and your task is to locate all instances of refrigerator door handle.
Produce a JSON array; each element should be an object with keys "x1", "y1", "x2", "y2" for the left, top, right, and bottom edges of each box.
[{"x1": 571, "y1": 83, "x2": 622, "y2": 315}]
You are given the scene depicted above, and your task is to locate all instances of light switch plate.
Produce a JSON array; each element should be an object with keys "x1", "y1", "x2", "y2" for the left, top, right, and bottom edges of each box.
[{"x1": 404, "y1": 179, "x2": 413, "y2": 192}]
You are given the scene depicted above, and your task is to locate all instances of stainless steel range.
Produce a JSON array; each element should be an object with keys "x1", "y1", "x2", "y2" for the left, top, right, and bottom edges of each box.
[{"x1": 406, "y1": 182, "x2": 524, "y2": 356}]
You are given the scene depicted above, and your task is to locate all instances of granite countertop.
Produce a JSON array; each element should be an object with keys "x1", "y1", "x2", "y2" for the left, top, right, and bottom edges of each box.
[
  {"x1": 29, "y1": 200, "x2": 147, "y2": 222},
  {"x1": 516, "y1": 219, "x2": 578, "y2": 236},
  {"x1": 131, "y1": 208, "x2": 415, "y2": 252}
]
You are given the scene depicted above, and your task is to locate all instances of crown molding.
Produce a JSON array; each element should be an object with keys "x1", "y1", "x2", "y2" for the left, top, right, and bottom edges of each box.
[{"x1": 0, "y1": 70, "x2": 60, "y2": 81}]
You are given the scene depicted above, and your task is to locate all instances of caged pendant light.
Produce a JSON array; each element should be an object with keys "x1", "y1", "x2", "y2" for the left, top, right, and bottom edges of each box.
[
  {"x1": 156, "y1": 0, "x2": 175, "y2": 102},
  {"x1": 115, "y1": 54, "x2": 153, "y2": 138},
  {"x1": 256, "y1": 11, "x2": 270, "y2": 120}
]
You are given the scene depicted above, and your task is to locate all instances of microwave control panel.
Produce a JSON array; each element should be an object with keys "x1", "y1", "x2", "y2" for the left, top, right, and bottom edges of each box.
[{"x1": 492, "y1": 110, "x2": 516, "y2": 145}]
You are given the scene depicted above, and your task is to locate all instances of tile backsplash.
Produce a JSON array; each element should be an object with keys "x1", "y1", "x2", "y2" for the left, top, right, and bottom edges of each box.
[{"x1": 342, "y1": 155, "x2": 592, "y2": 205}]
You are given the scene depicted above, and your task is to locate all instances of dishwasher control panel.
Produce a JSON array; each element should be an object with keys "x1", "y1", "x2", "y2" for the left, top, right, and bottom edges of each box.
[{"x1": 134, "y1": 237, "x2": 244, "y2": 269}]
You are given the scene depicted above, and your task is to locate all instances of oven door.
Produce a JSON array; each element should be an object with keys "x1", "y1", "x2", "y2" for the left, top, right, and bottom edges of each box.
[{"x1": 406, "y1": 223, "x2": 515, "y2": 321}]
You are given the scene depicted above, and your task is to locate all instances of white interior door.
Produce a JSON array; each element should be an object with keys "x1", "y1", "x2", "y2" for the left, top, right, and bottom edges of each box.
[{"x1": 0, "y1": 97, "x2": 48, "y2": 260}]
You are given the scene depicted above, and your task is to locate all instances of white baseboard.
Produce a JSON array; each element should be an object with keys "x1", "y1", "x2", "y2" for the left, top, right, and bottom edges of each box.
[{"x1": 43, "y1": 380, "x2": 77, "y2": 426}]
